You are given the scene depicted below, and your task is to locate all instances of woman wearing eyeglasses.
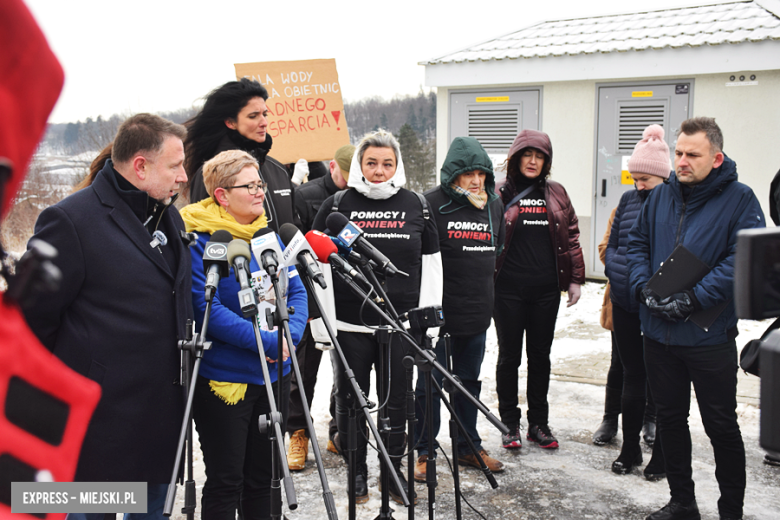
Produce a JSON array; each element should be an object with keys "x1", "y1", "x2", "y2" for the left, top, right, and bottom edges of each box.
[
  {"x1": 180, "y1": 149, "x2": 308, "y2": 520},
  {"x1": 184, "y1": 78, "x2": 301, "y2": 232}
]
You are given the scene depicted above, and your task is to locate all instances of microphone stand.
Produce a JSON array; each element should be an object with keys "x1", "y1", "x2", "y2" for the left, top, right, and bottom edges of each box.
[
  {"x1": 330, "y1": 269, "x2": 509, "y2": 517},
  {"x1": 242, "y1": 272, "x2": 298, "y2": 519},
  {"x1": 300, "y1": 272, "x2": 409, "y2": 520},
  {"x1": 359, "y1": 268, "x2": 398, "y2": 520},
  {"x1": 163, "y1": 305, "x2": 213, "y2": 518},
  {"x1": 264, "y1": 264, "x2": 338, "y2": 520}
]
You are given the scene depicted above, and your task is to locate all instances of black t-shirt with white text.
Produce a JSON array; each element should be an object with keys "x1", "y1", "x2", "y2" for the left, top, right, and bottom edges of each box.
[
  {"x1": 498, "y1": 186, "x2": 558, "y2": 287},
  {"x1": 313, "y1": 189, "x2": 439, "y2": 326},
  {"x1": 425, "y1": 186, "x2": 505, "y2": 336}
]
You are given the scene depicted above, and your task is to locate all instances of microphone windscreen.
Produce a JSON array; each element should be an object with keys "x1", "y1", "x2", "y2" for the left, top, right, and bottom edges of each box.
[
  {"x1": 279, "y1": 223, "x2": 300, "y2": 248},
  {"x1": 306, "y1": 230, "x2": 338, "y2": 260},
  {"x1": 210, "y1": 229, "x2": 233, "y2": 244},
  {"x1": 253, "y1": 227, "x2": 274, "y2": 239},
  {"x1": 226, "y1": 239, "x2": 251, "y2": 265},
  {"x1": 325, "y1": 212, "x2": 349, "y2": 233}
]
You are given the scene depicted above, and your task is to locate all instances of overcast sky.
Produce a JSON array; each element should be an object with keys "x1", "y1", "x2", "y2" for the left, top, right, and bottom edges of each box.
[{"x1": 26, "y1": 0, "x2": 711, "y2": 124}]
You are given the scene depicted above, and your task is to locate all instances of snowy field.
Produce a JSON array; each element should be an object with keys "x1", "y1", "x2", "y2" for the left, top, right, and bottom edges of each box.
[{"x1": 169, "y1": 282, "x2": 779, "y2": 520}]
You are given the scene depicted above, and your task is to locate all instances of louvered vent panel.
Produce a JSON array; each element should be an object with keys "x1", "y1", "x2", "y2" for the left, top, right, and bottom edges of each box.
[
  {"x1": 617, "y1": 103, "x2": 667, "y2": 154},
  {"x1": 467, "y1": 106, "x2": 520, "y2": 150}
]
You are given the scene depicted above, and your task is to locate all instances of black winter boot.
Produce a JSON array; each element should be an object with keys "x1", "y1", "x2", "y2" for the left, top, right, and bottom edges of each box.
[
  {"x1": 612, "y1": 395, "x2": 645, "y2": 475},
  {"x1": 593, "y1": 386, "x2": 621, "y2": 445},
  {"x1": 644, "y1": 427, "x2": 666, "y2": 481},
  {"x1": 336, "y1": 405, "x2": 369, "y2": 503}
]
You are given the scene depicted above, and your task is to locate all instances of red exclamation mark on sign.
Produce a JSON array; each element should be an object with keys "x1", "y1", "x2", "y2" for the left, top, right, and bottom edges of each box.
[{"x1": 331, "y1": 111, "x2": 341, "y2": 130}]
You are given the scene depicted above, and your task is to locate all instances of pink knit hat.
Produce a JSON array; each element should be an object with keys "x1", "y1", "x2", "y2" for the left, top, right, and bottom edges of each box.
[{"x1": 627, "y1": 124, "x2": 671, "y2": 179}]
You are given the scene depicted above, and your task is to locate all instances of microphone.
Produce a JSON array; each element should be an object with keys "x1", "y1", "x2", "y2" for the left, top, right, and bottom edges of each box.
[
  {"x1": 279, "y1": 223, "x2": 327, "y2": 289},
  {"x1": 203, "y1": 230, "x2": 233, "y2": 302},
  {"x1": 226, "y1": 239, "x2": 256, "y2": 318},
  {"x1": 325, "y1": 212, "x2": 406, "y2": 277},
  {"x1": 306, "y1": 230, "x2": 370, "y2": 287},
  {"x1": 250, "y1": 228, "x2": 284, "y2": 277}
]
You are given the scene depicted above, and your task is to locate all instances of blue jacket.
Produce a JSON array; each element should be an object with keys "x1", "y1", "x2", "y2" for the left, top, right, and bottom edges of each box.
[
  {"x1": 605, "y1": 189, "x2": 646, "y2": 313},
  {"x1": 190, "y1": 231, "x2": 308, "y2": 385},
  {"x1": 627, "y1": 155, "x2": 765, "y2": 346}
]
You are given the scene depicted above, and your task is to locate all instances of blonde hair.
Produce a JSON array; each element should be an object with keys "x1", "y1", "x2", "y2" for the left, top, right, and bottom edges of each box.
[{"x1": 202, "y1": 150, "x2": 259, "y2": 204}]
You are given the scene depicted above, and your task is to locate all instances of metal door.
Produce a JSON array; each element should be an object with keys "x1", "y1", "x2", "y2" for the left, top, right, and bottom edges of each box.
[
  {"x1": 450, "y1": 89, "x2": 541, "y2": 182},
  {"x1": 591, "y1": 82, "x2": 691, "y2": 277}
]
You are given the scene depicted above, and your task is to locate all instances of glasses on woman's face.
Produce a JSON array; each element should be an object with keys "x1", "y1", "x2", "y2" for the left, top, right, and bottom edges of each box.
[{"x1": 224, "y1": 180, "x2": 267, "y2": 195}]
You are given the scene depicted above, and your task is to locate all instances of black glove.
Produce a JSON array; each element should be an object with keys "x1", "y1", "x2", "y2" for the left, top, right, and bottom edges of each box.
[
  {"x1": 648, "y1": 291, "x2": 696, "y2": 322},
  {"x1": 640, "y1": 287, "x2": 660, "y2": 308}
]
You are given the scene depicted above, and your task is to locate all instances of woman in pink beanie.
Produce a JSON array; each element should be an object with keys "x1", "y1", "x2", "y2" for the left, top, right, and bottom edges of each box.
[{"x1": 604, "y1": 124, "x2": 670, "y2": 479}]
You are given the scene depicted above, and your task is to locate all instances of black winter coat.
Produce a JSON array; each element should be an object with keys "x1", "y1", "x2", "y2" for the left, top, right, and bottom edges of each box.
[
  {"x1": 295, "y1": 173, "x2": 341, "y2": 233},
  {"x1": 605, "y1": 189, "x2": 646, "y2": 313},
  {"x1": 23, "y1": 165, "x2": 193, "y2": 483},
  {"x1": 188, "y1": 134, "x2": 302, "y2": 233}
]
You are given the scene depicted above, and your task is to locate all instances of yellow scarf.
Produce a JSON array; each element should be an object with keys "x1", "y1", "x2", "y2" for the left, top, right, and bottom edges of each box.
[
  {"x1": 180, "y1": 197, "x2": 268, "y2": 404},
  {"x1": 179, "y1": 197, "x2": 268, "y2": 240}
]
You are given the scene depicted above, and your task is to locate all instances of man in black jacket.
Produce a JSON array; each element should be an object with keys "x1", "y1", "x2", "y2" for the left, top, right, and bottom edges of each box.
[
  {"x1": 414, "y1": 136, "x2": 506, "y2": 481},
  {"x1": 286, "y1": 144, "x2": 354, "y2": 470},
  {"x1": 23, "y1": 114, "x2": 194, "y2": 520}
]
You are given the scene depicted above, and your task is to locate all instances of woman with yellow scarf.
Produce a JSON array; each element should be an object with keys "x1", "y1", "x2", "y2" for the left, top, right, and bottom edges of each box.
[{"x1": 180, "y1": 149, "x2": 308, "y2": 520}]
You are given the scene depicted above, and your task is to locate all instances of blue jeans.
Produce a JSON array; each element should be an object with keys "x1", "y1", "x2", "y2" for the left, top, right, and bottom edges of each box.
[
  {"x1": 414, "y1": 332, "x2": 486, "y2": 456},
  {"x1": 65, "y1": 483, "x2": 168, "y2": 520}
]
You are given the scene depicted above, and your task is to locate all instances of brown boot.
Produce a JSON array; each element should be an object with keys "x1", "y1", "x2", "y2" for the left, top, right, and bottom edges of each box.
[
  {"x1": 287, "y1": 429, "x2": 308, "y2": 471},
  {"x1": 458, "y1": 449, "x2": 504, "y2": 473},
  {"x1": 414, "y1": 455, "x2": 428, "y2": 482}
]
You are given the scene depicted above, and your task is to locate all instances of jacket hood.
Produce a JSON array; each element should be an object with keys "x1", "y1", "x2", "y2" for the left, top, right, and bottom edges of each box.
[
  {"x1": 668, "y1": 153, "x2": 737, "y2": 210},
  {"x1": 440, "y1": 136, "x2": 497, "y2": 206},
  {"x1": 507, "y1": 129, "x2": 553, "y2": 167}
]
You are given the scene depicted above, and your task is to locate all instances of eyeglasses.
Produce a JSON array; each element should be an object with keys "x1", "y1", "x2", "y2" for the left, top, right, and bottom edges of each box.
[{"x1": 224, "y1": 181, "x2": 267, "y2": 195}]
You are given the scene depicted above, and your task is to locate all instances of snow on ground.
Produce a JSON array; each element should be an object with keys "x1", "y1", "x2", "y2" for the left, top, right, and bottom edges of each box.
[{"x1": 172, "y1": 282, "x2": 779, "y2": 520}]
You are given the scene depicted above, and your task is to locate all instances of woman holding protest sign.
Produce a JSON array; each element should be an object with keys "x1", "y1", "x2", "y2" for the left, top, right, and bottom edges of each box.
[{"x1": 184, "y1": 78, "x2": 301, "y2": 232}]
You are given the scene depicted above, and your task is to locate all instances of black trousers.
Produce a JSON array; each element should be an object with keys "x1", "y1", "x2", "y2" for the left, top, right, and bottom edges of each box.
[
  {"x1": 612, "y1": 304, "x2": 646, "y2": 399},
  {"x1": 606, "y1": 331, "x2": 624, "y2": 391},
  {"x1": 494, "y1": 283, "x2": 560, "y2": 427},
  {"x1": 334, "y1": 330, "x2": 409, "y2": 458},
  {"x1": 644, "y1": 337, "x2": 745, "y2": 518},
  {"x1": 193, "y1": 373, "x2": 291, "y2": 520}
]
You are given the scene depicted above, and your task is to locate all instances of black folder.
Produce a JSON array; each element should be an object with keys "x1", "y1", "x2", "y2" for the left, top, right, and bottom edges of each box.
[{"x1": 645, "y1": 244, "x2": 730, "y2": 332}]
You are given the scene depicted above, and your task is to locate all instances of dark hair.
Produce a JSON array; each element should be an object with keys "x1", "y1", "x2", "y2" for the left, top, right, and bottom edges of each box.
[
  {"x1": 507, "y1": 147, "x2": 551, "y2": 181},
  {"x1": 183, "y1": 78, "x2": 269, "y2": 183},
  {"x1": 74, "y1": 142, "x2": 113, "y2": 192},
  {"x1": 111, "y1": 113, "x2": 185, "y2": 165},
  {"x1": 678, "y1": 117, "x2": 723, "y2": 154}
]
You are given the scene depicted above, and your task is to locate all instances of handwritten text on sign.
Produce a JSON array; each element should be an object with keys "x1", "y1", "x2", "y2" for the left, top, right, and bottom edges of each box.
[{"x1": 235, "y1": 59, "x2": 350, "y2": 164}]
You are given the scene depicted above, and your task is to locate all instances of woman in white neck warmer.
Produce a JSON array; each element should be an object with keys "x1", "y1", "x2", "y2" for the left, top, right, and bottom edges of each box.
[{"x1": 311, "y1": 130, "x2": 442, "y2": 508}]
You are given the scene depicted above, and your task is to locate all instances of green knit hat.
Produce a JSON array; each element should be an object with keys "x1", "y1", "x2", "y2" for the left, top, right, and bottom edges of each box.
[{"x1": 334, "y1": 144, "x2": 356, "y2": 182}]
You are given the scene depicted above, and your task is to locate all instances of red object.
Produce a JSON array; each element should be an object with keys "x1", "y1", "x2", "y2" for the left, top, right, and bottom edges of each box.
[
  {"x1": 306, "y1": 230, "x2": 338, "y2": 260},
  {"x1": 0, "y1": 2, "x2": 101, "y2": 520},
  {"x1": 0, "y1": 0, "x2": 64, "y2": 217},
  {"x1": 0, "y1": 299, "x2": 101, "y2": 520}
]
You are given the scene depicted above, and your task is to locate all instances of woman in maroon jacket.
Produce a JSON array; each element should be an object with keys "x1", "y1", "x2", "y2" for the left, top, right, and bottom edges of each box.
[{"x1": 494, "y1": 129, "x2": 585, "y2": 450}]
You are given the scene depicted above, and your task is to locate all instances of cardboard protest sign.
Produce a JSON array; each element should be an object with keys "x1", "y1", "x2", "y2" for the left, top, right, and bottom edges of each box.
[{"x1": 235, "y1": 59, "x2": 350, "y2": 164}]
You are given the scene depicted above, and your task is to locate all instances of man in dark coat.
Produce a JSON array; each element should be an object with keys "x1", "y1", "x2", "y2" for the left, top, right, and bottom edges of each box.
[
  {"x1": 286, "y1": 144, "x2": 354, "y2": 470},
  {"x1": 414, "y1": 136, "x2": 506, "y2": 480},
  {"x1": 628, "y1": 117, "x2": 764, "y2": 520},
  {"x1": 23, "y1": 113, "x2": 194, "y2": 519}
]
